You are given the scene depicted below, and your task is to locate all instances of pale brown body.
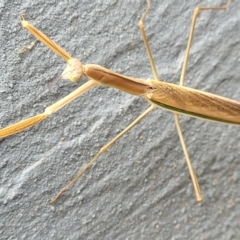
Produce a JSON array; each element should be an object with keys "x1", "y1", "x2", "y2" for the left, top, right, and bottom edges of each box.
[
  {"x1": 148, "y1": 80, "x2": 240, "y2": 125},
  {"x1": 0, "y1": 1, "x2": 233, "y2": 203},
  {"x1": 84, "y1": 64, "x2": 240, "y2": 125}
]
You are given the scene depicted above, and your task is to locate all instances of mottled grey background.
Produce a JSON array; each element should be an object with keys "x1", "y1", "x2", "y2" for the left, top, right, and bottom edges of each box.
[{"x1": 0, "y1": 0, "x2": 240, "y2": 239}]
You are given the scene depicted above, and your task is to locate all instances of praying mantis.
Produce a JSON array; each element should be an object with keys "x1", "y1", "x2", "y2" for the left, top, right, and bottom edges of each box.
[{"x1": 0, "y1": 0, "x2": 237, "y2": 205}]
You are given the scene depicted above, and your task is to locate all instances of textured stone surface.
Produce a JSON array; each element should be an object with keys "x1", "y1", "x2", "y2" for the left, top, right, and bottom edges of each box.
[{"x1": 0, "y1": 1, "x2": 240, "y2": 239}]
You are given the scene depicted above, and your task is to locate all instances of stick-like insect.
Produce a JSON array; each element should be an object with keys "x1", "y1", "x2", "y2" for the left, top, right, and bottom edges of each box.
[{"x1": 0, "y1": 0, "x2": 234, "y2": 203}]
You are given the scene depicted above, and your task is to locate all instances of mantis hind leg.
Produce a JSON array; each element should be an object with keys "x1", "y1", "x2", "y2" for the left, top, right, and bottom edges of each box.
[
  {"x1": 138, "y1": 0, "x2": 202, "y2": 201},
  {"x1": 138, "y1": 0, "x2": 230, "y2": 202},
  {"x1": 175, "y1": 0, "x2": 231, "y2": 202}
]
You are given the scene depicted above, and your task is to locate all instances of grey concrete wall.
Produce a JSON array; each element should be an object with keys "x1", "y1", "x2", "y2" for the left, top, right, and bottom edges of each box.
[{"x1": 0, "y1": 0, "x2": 240, "y2": 239}]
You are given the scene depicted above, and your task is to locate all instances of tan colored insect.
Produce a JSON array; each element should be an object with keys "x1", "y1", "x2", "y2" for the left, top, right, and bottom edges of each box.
[{"x1": 0, "y1": 0, "x2": 233, "y2": 203}]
